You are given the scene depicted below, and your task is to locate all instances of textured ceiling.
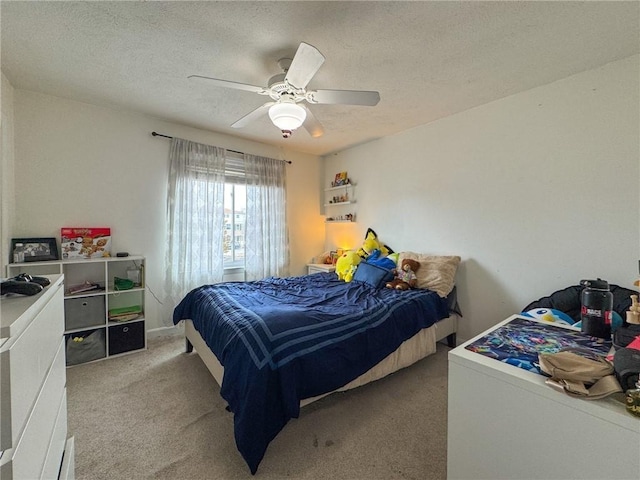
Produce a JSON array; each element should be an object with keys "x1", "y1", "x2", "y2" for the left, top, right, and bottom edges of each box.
[{"x1": 2, "y1": 1, "x2": 639, "y2": 156}]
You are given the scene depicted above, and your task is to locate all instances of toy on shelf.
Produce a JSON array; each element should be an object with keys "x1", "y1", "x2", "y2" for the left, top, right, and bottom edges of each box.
[
  {"x1": 332, "y1": 171, "x2": 349, "y2": 187},
  {"x1": 627, "y1": 294, "x2": 640, "y2": 325},
  {"x1": 326, "y1": 213, "x2": 355, "y2": 222}
]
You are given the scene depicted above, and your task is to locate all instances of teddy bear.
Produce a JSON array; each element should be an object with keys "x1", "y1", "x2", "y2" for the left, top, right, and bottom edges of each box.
[{"x1": 386, "y1": 258, "x2": 420, "y2": 290}]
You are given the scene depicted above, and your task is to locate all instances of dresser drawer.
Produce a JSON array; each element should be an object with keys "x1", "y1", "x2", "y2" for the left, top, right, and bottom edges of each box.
[
  {"x1": 10, "y1": 340, "x2": 66, "y2": 479},
  {"x1": 0, "y1": 287, "x2": 64, "y2": 450},
  {"x1": 42, "y1": 388, "x2": 68, "y2": 480},
  {"x1": 59, "y1": 437, "x2": 75, "y2": 480}
]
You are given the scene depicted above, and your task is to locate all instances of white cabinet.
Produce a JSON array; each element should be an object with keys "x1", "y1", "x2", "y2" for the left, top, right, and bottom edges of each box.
[
  {"x1": 307, "y1": 264, "x2": 336, "y2": 275},
  {"x1": 1, "y1": 274, "x2": 74, "y2": 479},
  {"x1": 447, "y1": 314, "x2": 640, "y2": 480},
  {"x1": 324, "y1": 183, "x2": 356, "y2": 223},
  {"x1": 7, "y1": 256, "x2": 146, "y2": 366}
]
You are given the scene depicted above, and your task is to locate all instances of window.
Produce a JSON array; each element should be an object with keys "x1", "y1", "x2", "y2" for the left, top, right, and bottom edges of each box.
[
  {"x1": 166, "y1": 137, "x2": 288, "y2": 304},
  {"x1": 223, "y1": 183, "x2": 245, "y2": 267}
]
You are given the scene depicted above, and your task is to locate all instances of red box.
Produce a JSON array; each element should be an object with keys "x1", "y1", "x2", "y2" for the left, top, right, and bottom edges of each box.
[{"x1": 61, "y1": 228, "x2": 111, "y2": 259}]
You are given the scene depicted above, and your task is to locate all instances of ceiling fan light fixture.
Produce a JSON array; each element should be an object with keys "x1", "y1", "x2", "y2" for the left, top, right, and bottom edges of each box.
[{"x1": 268, "y1": 100, "x2": 306, "y2": 131}]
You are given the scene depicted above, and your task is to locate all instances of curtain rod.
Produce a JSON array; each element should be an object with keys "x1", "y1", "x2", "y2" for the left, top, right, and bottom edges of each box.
[{"x1": 151, "y1": 131, "x2": 292, "y2": 164}]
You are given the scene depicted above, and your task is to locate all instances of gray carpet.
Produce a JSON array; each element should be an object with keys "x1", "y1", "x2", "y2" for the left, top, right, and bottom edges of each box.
[{"x1": 67, "y1": 334, "x2": 450, "y2": 479}]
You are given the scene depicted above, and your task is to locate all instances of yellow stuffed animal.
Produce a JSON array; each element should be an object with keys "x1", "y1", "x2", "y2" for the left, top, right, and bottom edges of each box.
[
  {"x1": 356, "y1": 228, "x2": 391, "y2": 259},
  {"x1": 335, "y1": 251, "x2": 361, "y2": 282}
]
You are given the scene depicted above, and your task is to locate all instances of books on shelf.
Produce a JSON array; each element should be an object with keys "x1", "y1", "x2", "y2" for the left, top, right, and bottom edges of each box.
[
  {"x1": 65, "y1": 281, "x2": 101, "y2": 295},
  {"x1": 108, "y1": 305, "x2": 143, "y2": 322}
]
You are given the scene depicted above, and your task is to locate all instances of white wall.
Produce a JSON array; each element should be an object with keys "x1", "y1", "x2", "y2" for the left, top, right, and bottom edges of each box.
[
  {"x1": 6, "y1": 55, "x2": 639, "y2": 339},
  {"x1": 324, "y1": 55, "x2": 640, "y2": 341},
  {"x1": 11, "y1": 92, "x2": 325, "y2": 328},
  {"x1": 1, "y1": 73, "x2": 16, "y2": 276}
]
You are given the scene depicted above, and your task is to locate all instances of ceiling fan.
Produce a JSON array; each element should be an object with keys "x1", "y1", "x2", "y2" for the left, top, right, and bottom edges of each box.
[{"x1": 189, "y1": 42, "x2": 380, "y2": 138}]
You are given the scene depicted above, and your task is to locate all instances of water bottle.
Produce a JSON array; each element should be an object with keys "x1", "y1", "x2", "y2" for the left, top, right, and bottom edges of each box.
[
  {"x1": 580, "y1": 278, "x2": 613, "y2": 339},
  {"x1": 13, "y1": 243, "x2": 25, "y2": 263}
]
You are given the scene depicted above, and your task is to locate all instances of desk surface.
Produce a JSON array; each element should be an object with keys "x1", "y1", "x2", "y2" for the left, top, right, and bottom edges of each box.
[
  {"x1": 449, "y1": 314, "x2": 634, "y2": 431},
  {"x1": 448, "y1": 314, "x2": 639, "y2": 480},
  {"x1": 1, "y1": 275, "x2": 63, "y2": 340}
]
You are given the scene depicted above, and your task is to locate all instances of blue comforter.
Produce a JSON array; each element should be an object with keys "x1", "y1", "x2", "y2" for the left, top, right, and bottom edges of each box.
[{"x1": 173, "y1": 272, "x2": 449, "y2": 474}]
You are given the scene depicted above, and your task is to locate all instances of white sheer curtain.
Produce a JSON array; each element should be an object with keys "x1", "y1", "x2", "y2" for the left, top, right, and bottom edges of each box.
[
  {"x1": 165, "y1": 138, "x2": 226, "y2": 305},
  {"x1": 244, "y1": 153, "x2": 289, "y2": 281},
  {"x1": 164, "y1": 138, "x2": 290, "y2": 309}
]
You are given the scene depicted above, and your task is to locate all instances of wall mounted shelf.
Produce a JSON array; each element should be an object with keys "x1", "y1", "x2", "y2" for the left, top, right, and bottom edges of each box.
[{"x1": 324, "y1": 182, "x2": 357, "y2": 222}]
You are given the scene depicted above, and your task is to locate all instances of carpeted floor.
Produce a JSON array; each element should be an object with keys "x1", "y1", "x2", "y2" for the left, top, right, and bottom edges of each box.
[{"x1": 66, "y1": 334, "x2": 450, "y2": 479}]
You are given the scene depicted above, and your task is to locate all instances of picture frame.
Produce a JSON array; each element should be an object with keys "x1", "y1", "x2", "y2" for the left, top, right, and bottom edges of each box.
[
  {"x1": 333, "y1": 171, "x2": 348, "y2": 187},
  {"x1": 10, "y1": 237, "x2": 59, "y2": 263}
]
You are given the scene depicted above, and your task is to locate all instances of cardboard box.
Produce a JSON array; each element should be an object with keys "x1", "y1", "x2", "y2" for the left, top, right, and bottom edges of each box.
[{"x1": 61, "y1": 227, "x2": 111, "y2": 259}]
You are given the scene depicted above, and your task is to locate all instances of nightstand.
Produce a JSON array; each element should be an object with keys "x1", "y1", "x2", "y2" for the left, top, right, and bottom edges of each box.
[{"x1": 307, "y1": 264, "x2": 336, "y2": 275}]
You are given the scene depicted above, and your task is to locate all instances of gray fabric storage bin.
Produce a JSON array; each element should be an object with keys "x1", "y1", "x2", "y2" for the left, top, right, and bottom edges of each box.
[
  {"x1": 66, "y1": 329, "x2": 106, "y2": 365},
  {"x1": 65, "y1": 296, "x2": 105, "y2": 330}
]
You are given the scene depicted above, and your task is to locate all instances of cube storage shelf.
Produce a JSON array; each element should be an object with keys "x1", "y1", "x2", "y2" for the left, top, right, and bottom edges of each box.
[{"x1": 7, "y1": 256, "x2": 146, "y2": 366}]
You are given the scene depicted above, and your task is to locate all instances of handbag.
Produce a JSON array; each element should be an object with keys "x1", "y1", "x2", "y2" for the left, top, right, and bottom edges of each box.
[
  {"x1": 538, "y1": 349, "x2": 621, "y2": 400},
  {"x1": 613, "y1": 324, "x2": 640, "y2": 350},
  {"x1": 613, "y1": 347, "x2": 640, "y2": 390}
]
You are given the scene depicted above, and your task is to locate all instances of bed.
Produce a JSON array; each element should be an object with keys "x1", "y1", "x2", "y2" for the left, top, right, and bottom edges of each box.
[{"x1": 172, "y1": 254, "x2": 461, "y2": 474}]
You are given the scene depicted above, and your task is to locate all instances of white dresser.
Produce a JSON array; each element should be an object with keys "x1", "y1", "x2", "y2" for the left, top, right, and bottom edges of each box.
[
  {"x1": 447, "y1": 314, "x2": 640, "y2": 480},
  {"x1": 1, "y1": 275, "x2": 75, "y2": 479}
]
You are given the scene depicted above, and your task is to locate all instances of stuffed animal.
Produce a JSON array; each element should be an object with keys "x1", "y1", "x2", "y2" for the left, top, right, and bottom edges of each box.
[
  {"x1": 335, "y1": 250, "x2": 361, "y2": 282},
  {"x1": 356, "y1": 228, "x2": 393, "y2": 259},
  {"x1": 365, "y1": 249, "x2": 397, "y2": 270},
  {"x1": 386, "y1": 258, "x2": 420, "y2": 290}
]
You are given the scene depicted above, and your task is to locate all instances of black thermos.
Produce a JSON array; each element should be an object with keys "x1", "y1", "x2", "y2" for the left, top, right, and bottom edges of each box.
[{"x1": 580, "y1": 278, "x2": 613, "y2": 339}]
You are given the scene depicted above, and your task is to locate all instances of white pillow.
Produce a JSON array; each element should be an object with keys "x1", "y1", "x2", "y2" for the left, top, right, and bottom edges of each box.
[{"x1": 397, "y1": 252, "x2": 461, "y2": 297}]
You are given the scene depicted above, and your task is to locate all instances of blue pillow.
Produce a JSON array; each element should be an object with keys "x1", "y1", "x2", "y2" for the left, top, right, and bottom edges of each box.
[{"x1": 353, "y1": 262, "x2": 394, "y2": 289}]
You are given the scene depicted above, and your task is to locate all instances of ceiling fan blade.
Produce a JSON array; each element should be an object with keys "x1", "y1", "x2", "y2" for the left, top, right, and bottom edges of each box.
[
  {"x1": 301, "y1": 106, "x2": 324, "y2": 138},
  {"x1": 308, "y1": 89, "x2": 380, "y2": 106},
  {"x1": 188, "y1": 75, "x2": 267, "y2": 94},
  {"x1": 231, "y1": 102, "x2": 274, "y2": 128},
  {"x1": 284, "y1": 42, "x2": 325, "y2": 90}
]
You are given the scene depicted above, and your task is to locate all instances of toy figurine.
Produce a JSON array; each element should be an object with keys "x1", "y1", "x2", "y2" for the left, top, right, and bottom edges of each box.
[{"x1": 627, "y1": 294, "x2": 640, "y2": 324}]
